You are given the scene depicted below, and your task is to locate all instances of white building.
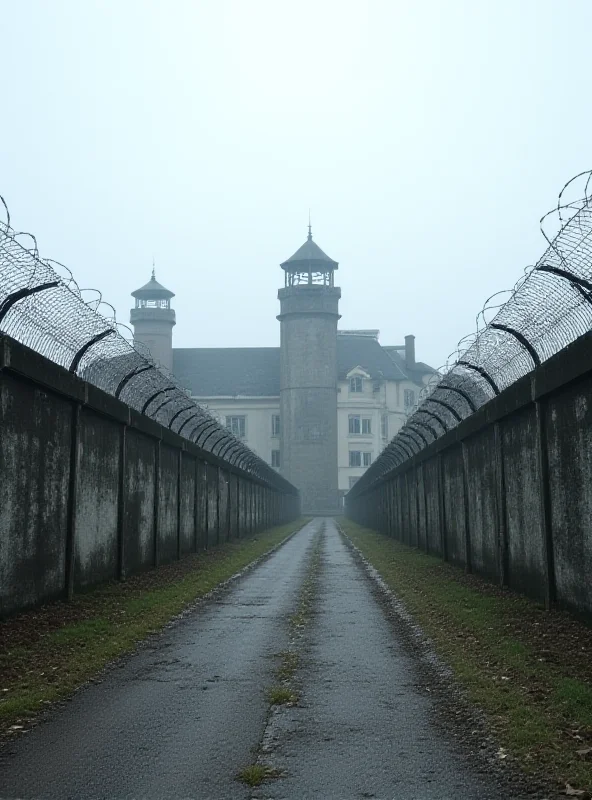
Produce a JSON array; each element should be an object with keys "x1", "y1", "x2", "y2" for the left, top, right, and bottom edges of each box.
[
  {"x1": 131, "y1": 232, "x2": 436, "y2": 505},
  {"x1": 172, "y1": 331, "x2": 434, "y2": 501}
]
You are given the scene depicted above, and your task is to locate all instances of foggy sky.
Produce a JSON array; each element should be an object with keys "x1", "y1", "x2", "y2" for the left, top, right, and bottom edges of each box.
[{"x1": 2, "y1": 0, "x2": 591, "y2": 372}]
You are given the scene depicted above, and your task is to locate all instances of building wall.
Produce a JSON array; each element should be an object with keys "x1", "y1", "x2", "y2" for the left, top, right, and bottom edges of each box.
[
  {"x1": 196, "y1": 372, "x2": 433, "y2": 498},
  {"x1": 195, "y1": 398, "x2": 281, "y2": 466}
]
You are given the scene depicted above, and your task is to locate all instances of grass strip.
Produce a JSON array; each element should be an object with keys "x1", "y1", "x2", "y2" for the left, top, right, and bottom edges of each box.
[
  {"x1": 340, "y1": 519, "x2": 592, "y2": 795},
  {"x1": 0, "y1": 519, "x2": 306, "y2": 738}
]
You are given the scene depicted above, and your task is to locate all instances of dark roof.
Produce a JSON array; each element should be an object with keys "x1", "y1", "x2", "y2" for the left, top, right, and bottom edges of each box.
[
  {"x1": 280, "y1": 231, "x2": 338, "y2": 271},
  {"x1": 173, "y1": 348, "x2": 280, "y2": 397},
  {"x1": 173, "y1": 335, "x2": 435, "y2": 396},
  {"x1": 132, "y1": 274, "x2": 175, "y2": 299},
  {"x1": 336, "y1": 335, "x2": 407, "y2": 381}
]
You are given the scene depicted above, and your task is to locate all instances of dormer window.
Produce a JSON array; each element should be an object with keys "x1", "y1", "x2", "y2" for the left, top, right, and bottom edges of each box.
[{"x1": 350, "y1": 376, "x2": 363, "y2": 393}]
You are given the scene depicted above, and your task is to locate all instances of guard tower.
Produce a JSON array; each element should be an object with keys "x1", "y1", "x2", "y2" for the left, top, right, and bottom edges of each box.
[
  {"x1": 277, "y1": 225, "x2": 341, "y2": 513},
  {"x1": 130, "y1": 270, "x2": 176, "y2": 372}
]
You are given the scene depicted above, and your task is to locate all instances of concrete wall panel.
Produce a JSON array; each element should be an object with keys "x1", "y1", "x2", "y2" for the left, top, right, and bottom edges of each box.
[
  {"x1": 547, "y1": 381, "x2": 592, "y2": 614},
  {"x1": 74, "y1": 409, "x2": 120, "y2": 588},
  {"x1": 0, "y1": 376, "x2": 71, "y2": 613},
  {"x1": 123, "y1": 430, "x2": 156, "y2": 573}
]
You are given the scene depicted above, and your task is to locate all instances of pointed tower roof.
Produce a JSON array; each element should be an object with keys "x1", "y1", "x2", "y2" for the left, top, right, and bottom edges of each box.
[
  {"x1": 280, "y1": 224, "x2": 339, "y2": 271},
  {"x1": 131, "y1": 270, "x2": 175, "y2": 300}
]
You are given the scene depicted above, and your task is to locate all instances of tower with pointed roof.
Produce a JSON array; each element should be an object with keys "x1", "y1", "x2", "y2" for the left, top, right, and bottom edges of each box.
[
  {"x1": 130, "y1": 270, "x2": 176, "y2": 372},
  {"x1": 277, "y1": 225, "x2": 341, "y2": 513}
]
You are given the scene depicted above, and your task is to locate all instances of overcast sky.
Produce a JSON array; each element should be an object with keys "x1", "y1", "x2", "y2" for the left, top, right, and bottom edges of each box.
[{"x1": 2, "y1": 0, "x2": 591, "y2": 370}]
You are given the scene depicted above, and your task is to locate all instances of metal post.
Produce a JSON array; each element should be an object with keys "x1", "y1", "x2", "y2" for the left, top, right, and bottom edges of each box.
[
  {"x1": 177, "y1": 450, "x2": 182, "y2": 560},
  {"x1": 461, "y1": 441, "x2": 472, "y2": 574},
  {"x1": 494, "y1": 422, "x2": 508, "y2": 587},
  {"x1": 117, "y1": 424, "x2": 127, "y2": 580},
  {"x1": 193, "y1": 458, "x2": 199, "y2": 552},
  {"x1": 437, "y1": 453, "x2": 447, "y2": 561},
  {"x1": 153, "y1": 440, "x2": 161, "y2": 567},
  {"x1": 216, "y1": 466, "x2": 221, "y2": 545},
  {"x1": 226, "y1": 472, "x2": 231, "y2": 541},
  {"x1": 65, "y1": 403, "x2": 81, "y2": 600},
  {"x1": 536, "y1": 400, "x2": 556, "y2": 609}
]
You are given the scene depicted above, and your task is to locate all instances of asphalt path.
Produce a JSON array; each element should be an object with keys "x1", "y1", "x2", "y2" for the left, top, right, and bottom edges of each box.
[
  {"x1": 0, "y1": 518, "x2": 507, "y2": 799},
  {"x1": 0, "y1": 520, "x2": 321, "y2": 800},
  {"x1": 255, "y1": 519, "x2": 504, "y2": 800}
]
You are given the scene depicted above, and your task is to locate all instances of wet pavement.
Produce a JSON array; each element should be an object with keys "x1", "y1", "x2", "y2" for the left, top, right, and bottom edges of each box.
[
  {"x1": 0, "y1": 518, "x2": 507, "y2": 799},
  {"x1": 255, "y1": 519, "x2": 503, "y2": 799}
]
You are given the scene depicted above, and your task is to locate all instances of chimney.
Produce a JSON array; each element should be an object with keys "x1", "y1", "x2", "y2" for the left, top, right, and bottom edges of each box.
[{"x1": 404, "y1": 334, "x2": 416, "y2": 368}]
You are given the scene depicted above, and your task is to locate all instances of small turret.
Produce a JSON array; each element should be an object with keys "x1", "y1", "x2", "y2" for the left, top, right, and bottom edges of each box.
[{"x1": 130, "y1": 269, "x2": 176, "y2": 372}]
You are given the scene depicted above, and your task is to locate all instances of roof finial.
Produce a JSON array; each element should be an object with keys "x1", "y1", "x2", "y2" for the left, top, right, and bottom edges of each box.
[
  {"x1": 307, "y1": 209, "x2": 312, "y2": 241},
  {"x1": 151, "y1": 257, "x2": 155, "y2": 280}
]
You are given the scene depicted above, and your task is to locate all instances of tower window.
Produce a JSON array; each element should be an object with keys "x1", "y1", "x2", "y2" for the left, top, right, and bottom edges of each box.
[
  {"x1": 271, "y1": 414, "x2": 280, "y2": 437},
  {"x1": 381, "y1": 414, "x2": 388, "y2": 439},
  {"x1": 350, "y1": 377, "x2": 363, "y2": 393},
  {"x1": 348, "y1": 476, "x2": 359, "y2": 489},
  {"x1": 349, "y1": 415, "x2": 361, "y2": 434},
  {"x1": 349, "y1": 450, "x2": 372, "y2": 467},
  {"x1": 271, "y1": 449, "x2": 281, "y2": 468},
  {"x1": 349, "y1": 451, "x2": 361, "y2": 467},
  {"x1": 404, "y1": 389, "x2": 416, "y2": 410},
  {"x1": 348, "y1": 415, "x2": 372, "y2": 435},
  {"x1": 226, "y1": 415, "x2": 246, "y2": 438}
]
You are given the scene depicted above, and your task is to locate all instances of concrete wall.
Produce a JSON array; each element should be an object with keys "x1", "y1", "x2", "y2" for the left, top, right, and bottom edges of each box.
[
  {"x1": 346, "y1": 331, "x2": 592, "y2": 618},
  {"x1": 278, "y1": 284, "x2": 341, "y2": 513},
  {"x1": 0, "y1": 335, "x2": 300, "y2": 617}
]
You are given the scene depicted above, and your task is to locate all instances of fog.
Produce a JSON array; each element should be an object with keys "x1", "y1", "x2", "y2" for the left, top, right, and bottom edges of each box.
[{"x1": 2, "y1": 0, "x2": 591, "y2": 370}]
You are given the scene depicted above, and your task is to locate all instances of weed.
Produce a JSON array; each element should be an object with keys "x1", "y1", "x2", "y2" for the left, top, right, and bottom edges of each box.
[{"x1": 340, "y1": 519, "x2": 592, "y2": 793}]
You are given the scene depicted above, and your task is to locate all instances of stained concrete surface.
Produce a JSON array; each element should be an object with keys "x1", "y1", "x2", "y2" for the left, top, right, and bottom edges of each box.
[
  {"x1": 0, "y1": 521, "x2": 321, "y2": 800},
  {"x1": 255, "y1": 519, "x2": 505, "y2": 800},
  {"x1": 1, "y1": 519, "x2": 508, "y2": 799}
]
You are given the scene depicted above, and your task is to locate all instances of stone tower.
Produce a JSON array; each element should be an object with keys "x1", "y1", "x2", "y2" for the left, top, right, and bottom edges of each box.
[
  {"x1": 130, "y1": 270, "x2": 176, "y2": 372},
  {"x1": 277, "y1": 225, "x2": 341, "y2": 514}
]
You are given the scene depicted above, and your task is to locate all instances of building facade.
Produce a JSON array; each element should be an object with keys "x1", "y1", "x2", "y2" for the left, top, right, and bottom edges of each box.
[{"x1": 131, "y1": 231, "x2": 435, "y2": 510}]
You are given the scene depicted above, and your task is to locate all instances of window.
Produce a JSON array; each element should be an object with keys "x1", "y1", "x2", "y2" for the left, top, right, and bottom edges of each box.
[
  {"x1": 381, "y1": 414, "x2": 388, "y2": 439},
  {"x1": 349, "y1": 450, "x2": 361, "y2": 467},
  {"x1": 349, "y1": 415, "x2": 360, "y2": 434},
  {"x1": 348, "y1": 476, "x2": 359, "y2": 489},
  {"x1": 226, "y1": 415, "x2": 246, "y2": 438},
  {"x1": 271, "y1": 449, "x2": 281, "y2": 468},
  {"x1": 349, "y1": 450, "x2": 372, "y2": 467},
  {"x1": 348, "y1": 415, "x2": 371, "y2": 435},
  {"x1": 350, "y1": 376, "x2": 363, "y2": 393},
  {"x1": 404, "y1": 389, "x2": 416, "y2": 409},
  {"x1": 271, "y1": 414, "x2": 280, "y2": 437}
]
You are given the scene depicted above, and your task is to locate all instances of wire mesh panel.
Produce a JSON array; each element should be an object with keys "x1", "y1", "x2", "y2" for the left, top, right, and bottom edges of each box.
[
  {"x1": 350, "y1": 171, "x2": 592, "y2": 497},
  {"x1": 0, "y1": 198, "x2": 294, "y2": 494}
]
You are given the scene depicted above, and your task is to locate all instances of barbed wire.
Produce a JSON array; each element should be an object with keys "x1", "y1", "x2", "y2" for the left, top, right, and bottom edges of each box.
[
  {"x1": 0, "y1": 197, "x2": 296, "y2": 494},
  {"x1": 350, "y1": 170, "x2": 592, "y2": 496}
]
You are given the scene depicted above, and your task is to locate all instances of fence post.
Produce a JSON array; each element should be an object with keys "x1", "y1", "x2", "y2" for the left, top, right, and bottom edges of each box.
[
  {"x1": 65, "y1": 402, "x2": 81, "y2": 600},
  {"x1": 437, "y1": 453, "x2": 448, "y2": 561},
  {"x1": 535, "y1": 399, "x2": 556, "y2": 609},
  {"x1": 176, "y1": 450, "x2": 182, "y2": 560},
  {"x1": 226, "y1": 472, "x2": 231, "y2": 541},
  {"x1": 193, "y1": 458, "x2": 199, "y2": 552},
  {"x1": 116, "y1": 423, "x2": 127, "y2": 580},
  {"x1": 216, "y1": 466, "x2": 221, "y2": 545},
  {"x1": 461, "y1": 441, "x2": 472, "y2": 574},
  {"x1": 153, "y1": 440, "x2": 161, "y2": 567},
  {"x1": 494, "y1": 421, "x2": 508, "y2": 587}
]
